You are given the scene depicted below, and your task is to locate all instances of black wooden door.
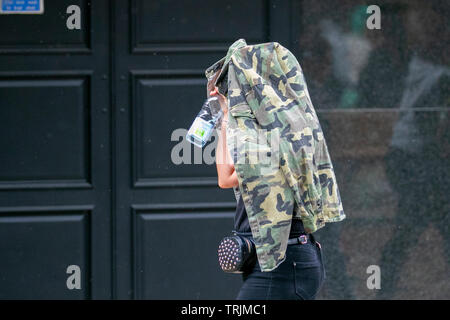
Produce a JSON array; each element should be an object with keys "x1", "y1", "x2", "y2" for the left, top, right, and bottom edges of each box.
[
  {"x1": 0, "y1": 0, "x2": 111, "y2": 299},
  {"x1": 0, "y1": 0, "x2": 300, "y2": 299},
  {"x1": 112, "y1": 0, "x2": 301, "y2": 299}
]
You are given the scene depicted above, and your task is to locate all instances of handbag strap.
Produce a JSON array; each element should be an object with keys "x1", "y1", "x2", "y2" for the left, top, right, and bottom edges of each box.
[{"x1": 231, "y1": 229, "x2": 252, "y2": 237}]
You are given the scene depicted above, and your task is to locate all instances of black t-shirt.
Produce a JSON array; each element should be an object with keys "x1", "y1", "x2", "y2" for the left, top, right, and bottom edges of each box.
[
  {"x1": 233, "y1": 194, "x2": 306, "y2": 238},
  {"x1": 234, "y1": 194, "x2": 251, "y2": 233}
]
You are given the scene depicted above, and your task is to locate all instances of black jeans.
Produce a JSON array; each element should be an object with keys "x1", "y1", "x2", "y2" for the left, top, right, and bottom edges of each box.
[{"x1": 236, "y1": 235, "x2": 326, "y2": 300}]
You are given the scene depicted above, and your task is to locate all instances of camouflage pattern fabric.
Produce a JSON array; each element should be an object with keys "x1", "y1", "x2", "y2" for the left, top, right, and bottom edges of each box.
[{"x1": 206, "y1": 39, "x2": 346, "y2": 272}]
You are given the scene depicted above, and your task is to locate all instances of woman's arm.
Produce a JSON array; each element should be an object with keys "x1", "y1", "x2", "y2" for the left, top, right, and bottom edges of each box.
[{"x1": 214, "y1": 88, "x2": 239, "y2": 189}]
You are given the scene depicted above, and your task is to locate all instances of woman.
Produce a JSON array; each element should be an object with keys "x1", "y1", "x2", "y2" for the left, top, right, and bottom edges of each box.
[{"x1": 211, "y1": 84, "x2": 327, "y2": 300}]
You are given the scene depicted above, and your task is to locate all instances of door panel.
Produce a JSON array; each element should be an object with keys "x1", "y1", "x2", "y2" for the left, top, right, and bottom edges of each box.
[
  {"x1": 0, "y1": 208, "x2": 91, "y2": 299},
  {"x1": 0, "y1": 75, "x2": 91, "y2": 186}
]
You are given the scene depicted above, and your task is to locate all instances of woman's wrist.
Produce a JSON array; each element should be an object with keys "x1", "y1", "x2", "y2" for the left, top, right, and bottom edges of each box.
[{"x1": 221, "y1": 111, "x2": 228, "y2": 121}]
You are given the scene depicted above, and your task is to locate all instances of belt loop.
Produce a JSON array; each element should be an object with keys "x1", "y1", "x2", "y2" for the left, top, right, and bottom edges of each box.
[{"x1": 299, "y1": 234, "x2": 308, "y2": 245}]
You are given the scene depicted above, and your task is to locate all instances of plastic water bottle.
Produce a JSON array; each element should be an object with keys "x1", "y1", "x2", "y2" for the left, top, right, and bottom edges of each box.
[{"x1": 186, "y1": 96, "x2": 223, "y2": 148}]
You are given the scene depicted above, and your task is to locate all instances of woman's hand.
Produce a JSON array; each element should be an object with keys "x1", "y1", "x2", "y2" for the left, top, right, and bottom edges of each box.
[{"x1": 210, "y1": 86, "x2": 228, "y2": 115}]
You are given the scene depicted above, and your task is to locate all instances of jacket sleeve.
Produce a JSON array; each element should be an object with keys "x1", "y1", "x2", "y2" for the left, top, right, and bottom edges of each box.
[{"x1": 271, "y1": 44, "x2": 346, "y2": 229}]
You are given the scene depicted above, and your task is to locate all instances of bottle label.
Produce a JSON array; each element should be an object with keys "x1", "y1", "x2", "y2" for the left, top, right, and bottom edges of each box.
[{"x1": 187, "y1": 117, "x2": 214, "y2": 145}]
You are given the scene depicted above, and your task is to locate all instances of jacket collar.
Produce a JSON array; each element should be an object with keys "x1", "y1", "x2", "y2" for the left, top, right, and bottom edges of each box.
[{"x1": 204, "y1": 38, "x2": 248, "y2": 87}]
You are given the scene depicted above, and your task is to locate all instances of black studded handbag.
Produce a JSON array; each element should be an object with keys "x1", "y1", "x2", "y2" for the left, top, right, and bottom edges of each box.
[{"x1": 217, "y1": 233, "x2": 256, "y2": 273}]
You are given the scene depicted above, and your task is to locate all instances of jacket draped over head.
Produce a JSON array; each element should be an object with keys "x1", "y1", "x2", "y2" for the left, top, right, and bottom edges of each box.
[{"x1": 205, "y1": 39, "x2": 346, "y2": 272}]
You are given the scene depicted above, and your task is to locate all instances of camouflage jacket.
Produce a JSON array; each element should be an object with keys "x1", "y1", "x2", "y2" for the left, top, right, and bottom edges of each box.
[{"x1": 206, "y1": 39, "x2": 346, "y2": 272}]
